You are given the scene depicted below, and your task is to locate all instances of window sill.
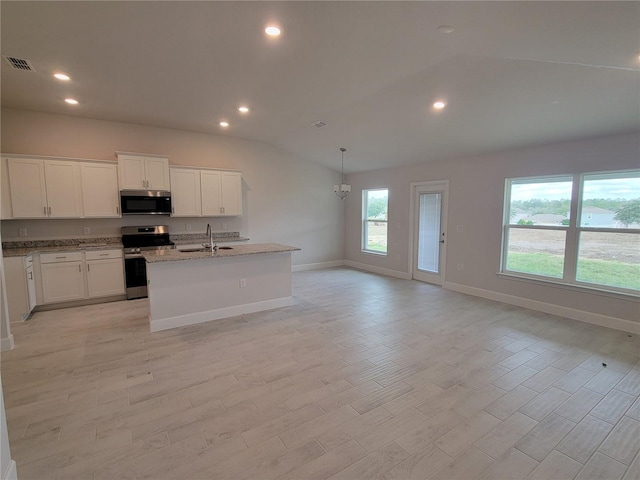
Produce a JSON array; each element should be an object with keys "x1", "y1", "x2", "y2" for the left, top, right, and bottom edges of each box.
[
  {"x1": 497, "y1": 272, "x2": 640, "y2": 301},
  {"x1": 361, "y1": 250, "x2": 387, "y2": 257}
]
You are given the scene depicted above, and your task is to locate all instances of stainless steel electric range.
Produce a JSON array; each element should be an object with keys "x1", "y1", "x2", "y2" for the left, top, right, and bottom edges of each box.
[{"x1": 121, "y1": 226, "x2": 174, "y2": 299}]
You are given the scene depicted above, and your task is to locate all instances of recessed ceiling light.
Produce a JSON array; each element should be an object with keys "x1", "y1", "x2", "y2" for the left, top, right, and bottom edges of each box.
[
  {"x1": 54, "y1": 72, "x2": 70, "y2": 81},
  {"x1": 238, "y1": 106, "x2": 250, "y2": 113},
  {"x1": 64, "y1": 98, "x2": 79, "y2": 105},
  {"x1": 219, "y1": 121, "x2": 229, "y2": 127},
  {"x1": 433, "y1": 101, "x2": 446, "y2": 110},
  {"x1": 265, "y1": 25, "x2": 281, "y2": 37},
  {"x1": 437, "y1": 25, "x2": 455, "y2": 34}
]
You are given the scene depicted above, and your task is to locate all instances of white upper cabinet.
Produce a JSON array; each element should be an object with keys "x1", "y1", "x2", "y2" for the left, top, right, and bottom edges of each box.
[
  {"x1": 171, "y1": 167, "x2": 242, "y2": 217},
  {"x1": 201, "y1": 170, "x2": 242, "y2": 216},
  {"x1": 8, "y1": 158, "x2": 82, "y2": 218},
  {"x1": 81, "y1": 163, "x2": 120, "y2": 217},
  {"x1": 1, "y1": 158, "x2": 14, "y2": 219},
  {"x1": 144, "y1": 157, "x2": 171, "y2": 190},
  {"x1": 200, "y1": 170, "x2": 222, "y2": 216},
  {"x1": 170, "y1": 168, "x2": 202, "y2": 217},
  {"x1": 44, "y1": 161, "x2": 83, "y2": 217},
  {"x1": 220, "y1": 171, "x2": 242, "y2": 216},
  {"x1": 118, "y1": 154, "x2": 170, "y2": 190},
  {"x1": 7, "y1": 158, "x2": 47, "y2": 218}
]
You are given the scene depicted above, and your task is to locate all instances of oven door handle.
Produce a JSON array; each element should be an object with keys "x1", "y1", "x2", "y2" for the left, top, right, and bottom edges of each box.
[{"x1": 124, "y1": 254, "x2": 145, "y2": 259}]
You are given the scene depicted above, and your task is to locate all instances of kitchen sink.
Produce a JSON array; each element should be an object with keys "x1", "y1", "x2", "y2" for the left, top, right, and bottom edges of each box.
[{"x1": 178, "y1": 246, "x2": 233, "y2": 253}]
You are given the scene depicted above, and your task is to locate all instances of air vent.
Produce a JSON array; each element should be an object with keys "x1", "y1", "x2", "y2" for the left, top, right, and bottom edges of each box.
[
  {"x1": 3, "y1": 56, "x2": 35, "y2": 71},
  {"x1": 311, "y1": 121, "x2": 327, "y2": 128}
]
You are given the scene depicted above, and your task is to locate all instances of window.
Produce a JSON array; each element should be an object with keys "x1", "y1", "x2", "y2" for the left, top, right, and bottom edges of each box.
[
  {"x1": 502, "y1": 170, "x2": 640, "y2": 295},
  {"x1": 363, "y1": 189, "x2": 388, "y2": 254}
]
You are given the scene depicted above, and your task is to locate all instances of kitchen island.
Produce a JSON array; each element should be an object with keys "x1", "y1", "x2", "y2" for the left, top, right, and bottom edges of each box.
[{"x1": 142, "y1": 243, "x2": 300, "y2": 332}]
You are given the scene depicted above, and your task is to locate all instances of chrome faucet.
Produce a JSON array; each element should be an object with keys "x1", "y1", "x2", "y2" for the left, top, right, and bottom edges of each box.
[{"x1": 205, "y1": 223, "x2": 217, "y2": 252}]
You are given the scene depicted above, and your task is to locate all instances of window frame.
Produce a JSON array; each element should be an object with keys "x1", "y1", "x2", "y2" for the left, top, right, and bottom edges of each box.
[
  {"x1": 362, "y1": 188, "x2": 389, "y2": 256},
  {"x1": 500, "y1": 169, "x2": 640, "y2": 297}
]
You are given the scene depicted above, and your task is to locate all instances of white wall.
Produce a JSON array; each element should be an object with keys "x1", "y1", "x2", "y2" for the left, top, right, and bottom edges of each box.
[
  {"x1": 1, "y1": 108, "x2": 345, "y2": 267},
  {"x1": 345, "y1": 132, "x2": 640, "y2": 326}
]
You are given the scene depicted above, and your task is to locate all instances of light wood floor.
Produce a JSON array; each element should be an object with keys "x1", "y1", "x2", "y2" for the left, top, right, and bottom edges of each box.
[{"x1": 2, "y1": 268, "x2": 639, "y2": 480}]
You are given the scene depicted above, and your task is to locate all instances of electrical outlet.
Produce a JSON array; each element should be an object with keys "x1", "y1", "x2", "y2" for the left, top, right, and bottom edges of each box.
[
  {"x1": 457, "y1": 263, "x2": 464, "y2": 271},
  {"x1": 222, "y1": 223, "x2": 227, "y2": 230},
  {"x1": 83, "y1": 226, "x2": 91, "y2": 235},
  {"x1": 239, "y1": 278, "x2": 246, "y2": 288},
  {"x1": 18, "y1": 228, "x2": 27, "y2": 237},
  {"x1": 186, "y1": 224, "x2": 191, "y2": 231}
]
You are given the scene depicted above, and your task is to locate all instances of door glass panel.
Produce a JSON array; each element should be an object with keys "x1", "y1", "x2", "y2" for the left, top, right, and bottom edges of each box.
[{"x1": 417, "y1": 193, "x2": 441, "y2": 273}]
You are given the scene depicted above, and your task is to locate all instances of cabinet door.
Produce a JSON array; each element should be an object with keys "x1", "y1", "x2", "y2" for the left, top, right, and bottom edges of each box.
[
  {"x1": 220, "y1": 172, "x2": 243, "y2": 216},
  {"x1": 118, "y1": 155, "x2": 146, "y2": 190},
  {"x1": 7, "y1": 158, "x2": 47, "y2": 218},
  {"x1": 81, "y1": 163, "x2": 120, "y2": 217},
  {"x1": 26, "y1": 265, "x2": 37, "y2": 312},
  {"x1": 1, "y1": 158, "x2": 13, "y2": 219},
  {"x1": 44, "y1": 161, "x2": 83, "y2": 218},
  {"x1": 144, "y1": 157, "x2": 170, "y2": 190},
  {"x1": 86, "y1": 259, "x2": 125, "y2": 297},
  {"x1": 170, "y1": 168, "x2": 201, "y2": 216},
  {"x1": 201, "y1": 170, "x2": 223, "y2": 216},
  {"x1": 41, "y1": 262, "x2": 85, "y2": 303},
  {"x1": 3, "y1": 257, "x2": 29, "y2": 322}
]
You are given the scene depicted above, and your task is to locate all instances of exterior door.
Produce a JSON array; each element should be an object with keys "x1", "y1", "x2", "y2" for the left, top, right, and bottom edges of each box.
[{"x1": 412, "y1": 182, "x2": 448, "y2": 285}]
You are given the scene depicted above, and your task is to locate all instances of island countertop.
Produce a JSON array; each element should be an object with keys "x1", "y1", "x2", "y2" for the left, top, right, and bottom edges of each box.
[{"x1": 142, "y1": 242, "x2": 300, "y2": 263}]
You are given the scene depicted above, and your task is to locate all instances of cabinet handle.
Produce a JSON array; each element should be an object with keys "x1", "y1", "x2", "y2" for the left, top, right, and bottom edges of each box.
[
  {"x1": 78, "y1": 265, "x2": 81, "y2": 272},
  {"x1": 99, "y1": 253, "x2": 109, "y2": 256},
  {"x1": 56, "y1": 256, "x2": 67, "y2": 259},
  {"x1": 172, "y1": 207, "x2": 175, "y2": 214},
  {"x1": 48, "y1": 206, "x2": 52, "y2": 216},
  {"x1": 43, "y1": 206, "x2": 47, "y2": 215},
  {"x1": 28, "y1": 272, "x2": 33, "y2": 280},
  {"x1": 87, "y1": 264, "x2": 90, "y2": 272},
  {"x1": 116, "y1": 206, "x2": 120, "y2": 214}
]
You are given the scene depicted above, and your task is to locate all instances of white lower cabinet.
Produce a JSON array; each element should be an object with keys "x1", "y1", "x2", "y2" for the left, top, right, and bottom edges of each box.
[
  {"x1": 40, "y1": 252, "x2": 85, "y2": 303},
  {"x1": 4, "y1": 257, "x2": 30, "y2": 322},
  {"x1": 39, "y1": 249, "x2": 124, "y2": 304},
  {"x1": 86, "y1": 250, "x2": 125, "y2": 297}
]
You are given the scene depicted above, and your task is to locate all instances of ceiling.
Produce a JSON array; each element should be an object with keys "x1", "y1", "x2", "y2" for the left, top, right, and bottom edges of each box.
[{"x1": 1, "y1": 1, "x2": 639, "y2": 173}]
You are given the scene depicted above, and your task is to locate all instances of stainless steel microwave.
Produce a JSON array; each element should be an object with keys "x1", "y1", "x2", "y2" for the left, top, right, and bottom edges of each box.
[{"x1": 120, "y1": 190, "x2": 172, "y2": 215}]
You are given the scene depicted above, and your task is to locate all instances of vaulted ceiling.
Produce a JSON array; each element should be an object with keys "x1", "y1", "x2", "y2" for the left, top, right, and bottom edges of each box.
[{"x1": 2, "y1": 1, "x2": 639, "y2": 172}]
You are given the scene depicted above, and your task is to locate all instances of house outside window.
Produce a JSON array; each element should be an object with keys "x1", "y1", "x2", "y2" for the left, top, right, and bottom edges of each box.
[
  {"x1": 501, "y1": 169, "x2": 640, "y2": 294},
  {"x1": 362, "y1": 189, "x2": 388, "y2": 254}
]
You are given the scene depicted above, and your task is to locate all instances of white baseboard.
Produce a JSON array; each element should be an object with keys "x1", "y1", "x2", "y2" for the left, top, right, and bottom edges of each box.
[
  {"x1": 444, "y1": 281, "x2": 640, "y2": 334},
  {"x1": 2, "y1": 460, "x2": 17, "y2": 480},
  {"x1": 150, "y1": 296, "x2": 295, "y2": 332},
  {"x1": 344, "y1": 261, "x2": 412, "y2": 280},
  {"x1": 0, "y1": 334, "x2": 14, "y2": 352},
  {"x1": 292, "y1": 260, "x2": 345, "y2": 272}
]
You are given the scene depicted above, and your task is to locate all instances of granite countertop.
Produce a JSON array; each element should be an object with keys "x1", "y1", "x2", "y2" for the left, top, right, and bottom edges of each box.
[
  {"x1": 143, "y1": 243, "x2": 300, "y2": 264},
  {"x1": 3, "y1": 240, "x2": 123, "y2": 258}
]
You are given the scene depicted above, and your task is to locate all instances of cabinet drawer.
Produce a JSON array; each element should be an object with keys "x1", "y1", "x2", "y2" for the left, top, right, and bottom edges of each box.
[
  {"x1": 40, "y1": 252, "x2": 83, "y2": 264},
  {"x1": 85, "y1": 249, "x2": 123, "y2": 260}
]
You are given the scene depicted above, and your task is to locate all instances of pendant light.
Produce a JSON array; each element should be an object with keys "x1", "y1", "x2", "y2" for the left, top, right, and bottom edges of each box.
[{"x1": 333, "y1": 147, "x2": 351, "y2": 199}]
